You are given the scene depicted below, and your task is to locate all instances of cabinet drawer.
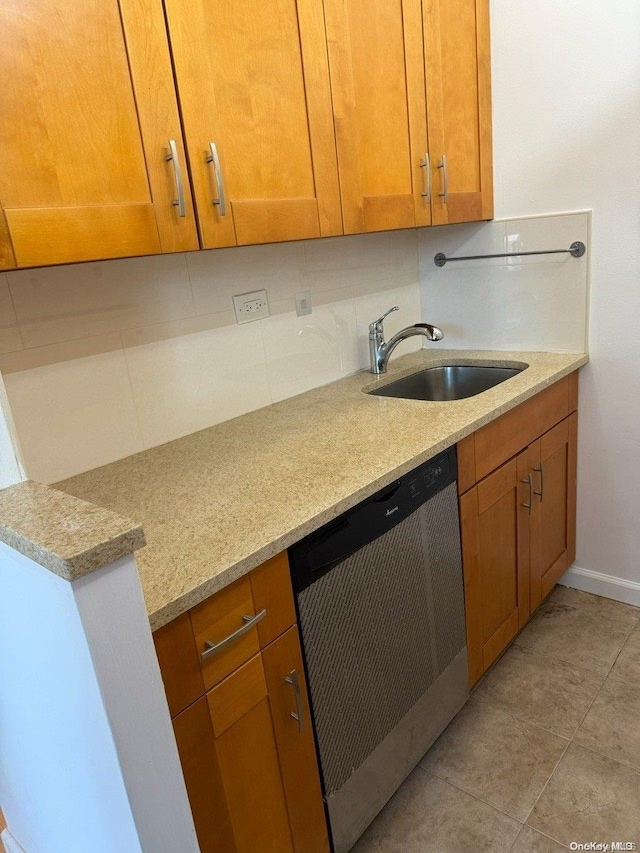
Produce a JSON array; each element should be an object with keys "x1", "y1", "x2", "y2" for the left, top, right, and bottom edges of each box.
[
  {"x1": 155, "y1": 551, "x2": 297, "y2": 712},
  {"x1": 191, "y1": 575, "x2": 263, "y2": 691},
  {"x1": 458, "y1": 372, "x2": 578, "y2": 491}
]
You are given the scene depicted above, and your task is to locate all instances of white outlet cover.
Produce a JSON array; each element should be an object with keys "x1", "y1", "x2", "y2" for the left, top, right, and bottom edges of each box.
[
  {"x1": 295, "y1": 291, "x2": 312, "y2": 317},
  {"x1": 233, "y1": 289, "x2": 270, "y2": 324}
]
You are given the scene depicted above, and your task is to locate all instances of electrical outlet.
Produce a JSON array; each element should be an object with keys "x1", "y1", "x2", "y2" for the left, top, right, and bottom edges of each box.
[
  {"x1": 232, "y1": 289, "x2": 270, "y2": 324},
  {"x1": 295, "y1": 291, "x2": 312, "y2": 317}
]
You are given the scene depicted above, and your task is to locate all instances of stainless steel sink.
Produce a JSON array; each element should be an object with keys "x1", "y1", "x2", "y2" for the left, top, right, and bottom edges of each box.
[{"x1": 368, "y1": 364, "x2": 527, "y2": 402}]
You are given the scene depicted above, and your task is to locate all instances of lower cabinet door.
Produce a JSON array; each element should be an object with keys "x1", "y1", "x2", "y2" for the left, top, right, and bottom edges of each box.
[
  {"x1": 460, "y1": 454, "x2": 531, "y2": 686},
  {"x1": 262, "y1": 626, "x2": 330, "y2": 853},
  {"x1": 529, "y1": 413, "x2": 578, "y2": 610},
  {"x1": 173, "y1": 654, "x2": 296, "y2": 853}
]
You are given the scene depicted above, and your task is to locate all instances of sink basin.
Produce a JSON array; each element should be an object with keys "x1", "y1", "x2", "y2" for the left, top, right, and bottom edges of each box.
[{"x1": 368, "y1": 364, "x2": 526, "y2": 402}]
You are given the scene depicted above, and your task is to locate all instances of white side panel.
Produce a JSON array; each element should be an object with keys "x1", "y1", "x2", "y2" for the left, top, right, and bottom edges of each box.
[
  {"x1": 2, "y1": 828, "x2": 29, "y2": 853},
  {"x1": 72, "y1": 558, "x2": 199, "y2": 853},
  {"x1": 0, "y1": 545, "x2": 199, "y2": 853},
  {"x1": 0, "y1": 544, "x2": 142, "y2": 853}
]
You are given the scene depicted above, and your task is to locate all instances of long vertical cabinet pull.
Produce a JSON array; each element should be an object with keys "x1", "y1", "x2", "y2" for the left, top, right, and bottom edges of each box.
[
  {"x1": 534, "y1": 464, "x2": 545, "y2": 501},
  {"x1": 437, "y1": 155, "x2": 448, "y2": 204},
  {"x1": 420, "y1": 153, "x2": 432, "y2": 201},
  {"x1": 166, "y1": 140, "x2": 186, "y2": 217},
  {"x1": 284, "y1": 669, "x2": 306, "y2": 733},
  {"x1": 521, "y1": 473, "x2": 533, "y2": 513},
  {"x1": 206, "y1": 142, "x2": 227, "y2": 216}
]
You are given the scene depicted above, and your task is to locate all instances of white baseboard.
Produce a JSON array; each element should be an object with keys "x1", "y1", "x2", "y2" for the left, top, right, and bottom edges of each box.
[
  {"x1": 2, "y1": 829, "x2": 28, "y2": 853},
  {"x1": 559, "y1": 565, "x2": 640, "y2": 608}
]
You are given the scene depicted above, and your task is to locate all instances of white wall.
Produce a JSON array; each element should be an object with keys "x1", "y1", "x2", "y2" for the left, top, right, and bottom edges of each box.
[
  {"x1": 0, "y1": 372, "x2": 25, "y2": 488},
  {"x1": 490, "y1": 0, "x2": 640, "y2": 591}
]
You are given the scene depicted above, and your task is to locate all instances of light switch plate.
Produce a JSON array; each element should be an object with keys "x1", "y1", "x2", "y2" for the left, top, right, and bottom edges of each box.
[
  {"x1": 295, "y1": 291, "x2": 312, "y2": 317},
  {"x1": 232, "y1": 289, "x2": 270, "y2": 324}
]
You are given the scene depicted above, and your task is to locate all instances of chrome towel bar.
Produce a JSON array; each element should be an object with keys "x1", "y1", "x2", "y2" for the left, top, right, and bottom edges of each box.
[{"x1": 434, "y1": 240, "x2": 586, "y2": 267}]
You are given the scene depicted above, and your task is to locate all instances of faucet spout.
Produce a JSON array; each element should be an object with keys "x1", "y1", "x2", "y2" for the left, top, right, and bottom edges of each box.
[{"x1": 369, "y1": 310, "x2": 443, "y2": 375}]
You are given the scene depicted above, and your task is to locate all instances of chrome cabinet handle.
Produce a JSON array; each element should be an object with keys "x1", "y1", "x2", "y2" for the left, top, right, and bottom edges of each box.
[
  {"x1": 420, "y1": 153, "x2": 432, "y2": 202},
  {"x1": 521, "y1": 473, "x2": 533, "y2": 514},
  {"x1": 166, "y1": 140, "x2": 186, "y2": 217},
  {"x1": 284, "y1": 669, "x2": 306, "y2": 734},
  {"x1": 437, "y1": 154, "x2": 448, "y2": 204},
  {"x1": 200, "y1": 609, "x2": 266, "y2": 660},
  {"x1": 534, "y1": 464, "x2": 544, "y2": 501},
  {"x1": 206, "y1": 142, "x2": 227, "y2": 216}
]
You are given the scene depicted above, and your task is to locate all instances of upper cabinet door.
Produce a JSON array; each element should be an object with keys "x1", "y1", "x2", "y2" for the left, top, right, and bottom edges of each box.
[
  {"x1": 323, "y1": 0, "x2": 430, "y2": 234},
  {"x1": 164, "y1": 0, "x2": 342, "y2": 249},
  {"x1": 0, "y1": 0, "x2": 198, "y2": 268},
  {"x1": 0, "y1": 208, "x2": 15, "y2": 271},
  {"x1": 423, "y1": 0, "x2": 493, "y2": 225}
]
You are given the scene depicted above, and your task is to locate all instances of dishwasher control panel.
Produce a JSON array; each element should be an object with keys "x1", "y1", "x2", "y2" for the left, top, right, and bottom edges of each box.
[{"x1": 289, "y1": 446, "x2": 457, "y2": 592}]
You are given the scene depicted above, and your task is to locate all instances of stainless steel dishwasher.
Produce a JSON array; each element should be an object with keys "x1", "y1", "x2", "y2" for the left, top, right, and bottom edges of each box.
[{"x1": 289, "y1": 447, "x2": 468, "y2": 853}]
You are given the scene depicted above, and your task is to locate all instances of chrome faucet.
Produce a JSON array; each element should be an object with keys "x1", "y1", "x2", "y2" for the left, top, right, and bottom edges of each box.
[{"x1": 369, "y1": 306, "x2": 443, "y2": 375}]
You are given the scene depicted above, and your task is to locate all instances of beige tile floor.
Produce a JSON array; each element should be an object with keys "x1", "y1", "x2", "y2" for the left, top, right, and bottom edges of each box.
[{"x1": 352, "y1": 586, "x2": 640, "y2": 853}]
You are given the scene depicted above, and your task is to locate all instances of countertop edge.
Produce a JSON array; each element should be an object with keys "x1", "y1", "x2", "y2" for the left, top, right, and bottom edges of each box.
[
  {"x1": 147, "y1": 353, "x2": 588, "y2": 630},
  {"x1": 0, "y1": 480, "x2": 146, "y2": 581}
]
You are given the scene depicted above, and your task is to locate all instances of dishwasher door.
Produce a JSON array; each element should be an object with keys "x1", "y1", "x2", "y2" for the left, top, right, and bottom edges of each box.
[{"x1": 289, "y1": 448, "x2": 468, "y2": 853}]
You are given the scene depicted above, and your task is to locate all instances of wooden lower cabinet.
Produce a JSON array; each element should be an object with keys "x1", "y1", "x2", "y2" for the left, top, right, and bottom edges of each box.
[
  {"x1": 460, "y1": 455, "x2": 531, "y2": 686},
  {"x1": 263, "y1": 629, "x2": 329, "y2": 853},
  {"x1": 460, "y1": 408, "x2": 578, "y2": 687},
  {"x1": 530, "y1": 413, "x2": 578, "y2": 610},
  {"x1": 173, "y1": 626, "x2": 329, "y2": 853}
]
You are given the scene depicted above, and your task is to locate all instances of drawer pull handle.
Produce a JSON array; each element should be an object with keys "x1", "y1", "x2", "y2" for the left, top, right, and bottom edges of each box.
[
  {"x1": 166, "y1": 139, "x2": 186, "y2": 217},
  {"x1": 437, "y1": 154, "x2": 448, "y2": 204},
  {"x1": 534, "y1": 464, "x2": 545, "y2": 501},
  {"x1": 206, "y1": 142, "x2": 227, "y2": 215},
  {"x1": 521, "y1": 473, "x2": 533, "y2": 514},
  {"x1": 200, "y1": 609, "x2": 266, "y2": 659},
  {"x1": 420, "y1": 152, "x2": 432, "y2": 202},
  {"x1": 284, "y1": 669, "x2": 306, "y2": 734}
]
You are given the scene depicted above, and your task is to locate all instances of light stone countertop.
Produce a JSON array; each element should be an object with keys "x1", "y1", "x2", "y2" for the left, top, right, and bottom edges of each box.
[
  {"x1": 0, "y1": 480, "x2": 145, "y2": 580},
  {"x1": 51, "y1": 348, "x2": 587, "y2": 630}
]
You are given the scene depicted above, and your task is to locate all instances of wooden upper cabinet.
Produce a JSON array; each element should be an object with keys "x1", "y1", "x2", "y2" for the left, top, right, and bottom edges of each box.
[
  {"x1": 323, "y1": 0, "x2": 431, "y2": 233},
  {"x1": 0, "y1": 208, "x2": 15, "y2": 271},
  {"x1": 423, "y1": 0, "x2": 493, "y2": 225},
  {"x1": 0, "y1": 0, "x2": 198, "y2": 268},
  {"x1": 164, "y1": 0, "x2": 342, "y2": 249}
]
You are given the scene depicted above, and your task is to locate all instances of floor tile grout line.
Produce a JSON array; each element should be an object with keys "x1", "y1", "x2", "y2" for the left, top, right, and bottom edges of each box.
[
  {"x1": 520, "y1": 736, "x2": 572, "y2": 838},
  {"x1": 605, "y1": 622, "x2": 640, "y2": 686},
  {"x1": 502, "y1": 639, "x2": 611, "y2": 682},
  {"x1": 597, "y1": 666, "x2": 640, "y2": 691},
  {"x1": 519, "y1": 591, "x2": 637, "y2": 835},
  {"x1": 471, "y1": 693, "x2": 583, "y2": 742},
  {"x1": 532, "y1": 827, "x2": 571, "y2": 850},
  {"x1": 417, "y1": 760, "x2": 528, "y2": 826},
  {"x1": 569, "y1": 738, "x2": 640, "y2": 779},
  {"x1": 568, "y1": 654, "x2": 615, "y2": 738},
  {"x1": 513, "y1": 607, "x2": 634, "y2": 680},
  {"x1": 511, "y1": 637, "x2": 599, "y2": 677}
]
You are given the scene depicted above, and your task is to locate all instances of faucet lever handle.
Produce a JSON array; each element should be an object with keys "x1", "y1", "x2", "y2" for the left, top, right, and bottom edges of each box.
[{"x1": 370, "y1": 305, "x2": 400, "y2": 334}]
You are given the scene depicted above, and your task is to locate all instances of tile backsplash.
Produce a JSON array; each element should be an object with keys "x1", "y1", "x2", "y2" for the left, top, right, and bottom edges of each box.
[
  {"x1": 0, "y1": 212, "x2": 589, "y2": 485},
  {"x1": 419, "y1": 211, "x2": 590, "y2": 352},
  {"x1": 0, "y1": 231, "x2": 421, "y2": 483}
]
